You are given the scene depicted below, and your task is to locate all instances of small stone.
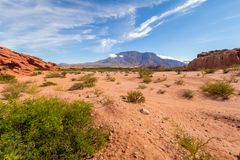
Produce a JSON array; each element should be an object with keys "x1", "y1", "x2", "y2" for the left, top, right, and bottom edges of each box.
[{"x1": 139, "y1": 108, "x2": 150, "y2": 115}]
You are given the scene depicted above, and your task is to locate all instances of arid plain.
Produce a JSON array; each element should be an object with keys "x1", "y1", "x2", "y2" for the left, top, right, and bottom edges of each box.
[{"x1": 1, "y1": 70, "x2": 239, "y2": 160}]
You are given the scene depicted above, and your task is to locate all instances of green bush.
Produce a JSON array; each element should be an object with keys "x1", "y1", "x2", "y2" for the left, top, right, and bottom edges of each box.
[
  {"x1": 176, "y1": 132, "x2": 212, "y2": 160},
  {"x1": 137, "y1": 84, "x2": 147, "y2": 89},
  {"x1": 40, "y1": 81, "x2": 57, "y2": 87},
  {"x1": 106, "y1": 75, "x2": 116, "y2": 82},
  {"x1": 0, "y1": 98, "x2": 109, "y2": 159},
  {"x1": 142, "y1": 76, "x2": 152, "y2": 84},
  {"x1": 0, "y1": 74, "x2": 16, "y2": 83},
  {"x1": 2, "y1": 82, "x2": 28, "y2": 101},
  {"x1": 31, "y1": 71, "x2": 42, "y2": 76},
  {"x1": 138, "y1": 68, "x2": 153, "y2": 78},
  {"x1": 69, "y1": 76, "x2": 97, "y2": 91},
  {"x1": 182, "y1": 90, "x2": 194, "y2": 99},
  {"x1": 45, "y1": 72, "x2": 65, "y2": 78},
  {"x1": 201, "y1": 82, "x2": 234, "y2": 99},
  {"x1": 202, "y1": 68, "x2": 216, "y2": 74},
  {"x1": 125, "y1": 91, "x2": 145, "y2": 103}
]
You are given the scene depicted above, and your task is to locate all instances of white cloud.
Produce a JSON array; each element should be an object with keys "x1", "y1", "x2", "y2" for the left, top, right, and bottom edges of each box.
[
  {"x1": 157, "y1": 55, "x2": 178, "y2": 60},
  {"x1": 127, "y1": 0, "x2": 207, "y2": 40},
  {"x1": 100, "y1": 39, "x2": 118, "y2": 49},
  {"x1": 109, "y1": 53, "x2": 118, "y2": 58},
  {"x1": 0, "y1": 0, "x2": 165, "y2": 51}
]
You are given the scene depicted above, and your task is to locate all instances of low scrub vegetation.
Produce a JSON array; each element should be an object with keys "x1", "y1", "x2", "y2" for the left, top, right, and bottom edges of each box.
[
  {"x1": 202, "y1": 68, "x2": 216, "y2": 75},
  {"x1": 2, "y1": 81, "x2": 39, "y2": 101},
  {"x1": 138, "y1": 68, "x2": 153, "y2": 78},
  {"x1": 123, "y1": 90, "x2": 145, "y2": 104},
  {"x1": 176, "y1": 131, "x2": 212, "y2": 160},
  {"x1": 40, "y1": 81, "x2": 57, "y2": 87},
  {"x1": 182, "y1": 90, "x2": 194, "y2": 99},
  {"x1": 94, "y1": 88, "x2": 104, "y2": 97},
  {"x1": 0, "y1": 97, "x2": 109, "y2": 159},
  {"x1": 106, "y1": 74, "x2": 116, "y2": 82},
  {"x1": 69, "y1": 76, "x2": 97, "y2": 91},
  {"x1": 45, "y1": 72, "x2": 66, "y2": 78},
  {"x1": 31, "y1": 71, "x2": 42, "y2": 76},
  {"x1": 201, "y1": 82, "x2": 234, "y2": 99},
  {"x1": 100, "y1": 96, "x2": 115, "y2": 107},
  {"x1": 142, "y1": 76, "x2": 152, "y2": 84},
  {"x1": 138, "y1": 68, "x2": 153, "y2": 84},
  {"x1": 0, "y1": 74, "x2": 16, "y2": 83},
  {"x1": 137, "y1": 84, "x2": 147, "y2": 89}
]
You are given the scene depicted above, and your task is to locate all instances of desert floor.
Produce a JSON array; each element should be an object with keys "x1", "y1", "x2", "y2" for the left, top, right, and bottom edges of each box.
[{"x1": 1, "y1": 71, "x2": 239, "y2": 160}]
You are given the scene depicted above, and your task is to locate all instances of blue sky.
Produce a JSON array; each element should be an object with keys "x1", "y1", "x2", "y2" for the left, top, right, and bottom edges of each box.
[{"x1": 0, "y1": 0, "x2": 240, "y2": 63}]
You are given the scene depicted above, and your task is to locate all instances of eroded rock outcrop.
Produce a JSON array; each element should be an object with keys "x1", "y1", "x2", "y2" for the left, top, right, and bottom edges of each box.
[
  {"x1": 188, "y1": 48, "x2": 240, "y2": 70},
  {"x1": 0, "y1": 46, "x2": 59, "y2": 75}
]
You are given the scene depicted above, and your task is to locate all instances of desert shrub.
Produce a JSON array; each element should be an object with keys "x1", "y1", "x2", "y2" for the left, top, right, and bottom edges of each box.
[
  {"x1": 69, "y1": 76, "x2": 97, "y2": 91},
  {"x1": 2, "y1": 82, "x2": 29, "y2": 101},
  {"x1": 2, "y1": 81, "x2": 40, "y2": 101},
  {"x1": 100, "y1": 96, "x2": 115, "y2": 107},
  {"x1": 142, "y1": 76, "x2": 152, "y2": 84},
  {"x1": 106, "y1": 74, "x2": 116, "y2": 82},
  {"x1": 40, "y1": 81, "x2": 57, "y2": 87},
  {"x1": 0, "y1": 74, "x2": 16, "y2": 83},
  {"x1": 116, "y1": 82, "x2": 120, "y2": 85},
  {"x1": 176, "y1": 132, "x2": 212, "y2": 160},
  {"x1": 94, "y1": 89, "x2": 104, "y2": 97},
  {"x1": 69, "y1": 83, "x2": 85, "y2": 90},
  {"x1": 0, "y1": 97, "x2": 109, "y2": 159},
  {"x1": 137, "y1": 84, "x2": 147, "y2": 89},
  {"x1": 138, "y1": 68, "x2": 153, "y2": 78},
  {"x1": 175, "y1": 79, "x2": 184, "y2": 85},
  {"x1": 45, "y1": 72, "x2": 65, "y2": 78},
  {"x1": 202, "y1": 68, "x2": 216, "y2": 74},
  {"x1": 125, "y1": 90, "x2": 145, "y2": 103},
  {"x1": 182, "y1": 90, "x2": 194, "y2": 99},
  {"x1": 25, "y1": 84, "x2": 40, "y2": 95},
  {"x1": 31, "y1": 71, "x2": 42, "y2": 76},
  {"x1": 157, "y1": 89, "x2": 166, "y2": 94},
  {"x1": 201, "y1": 82, "x2": 234, "y2": 99}
]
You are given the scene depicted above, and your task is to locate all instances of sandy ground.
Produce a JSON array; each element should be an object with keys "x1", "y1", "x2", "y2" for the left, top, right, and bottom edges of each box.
[{"x1": 1, "y1": 71, "x2": 239, "y2": 160}]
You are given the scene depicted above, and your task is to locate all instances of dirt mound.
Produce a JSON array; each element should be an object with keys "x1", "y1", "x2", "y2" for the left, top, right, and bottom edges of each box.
[
  {"x1": 0, "y1": 46, "x2": 59, "y2": 75},
  {"x1": 188, "y1": 48, "x2": 240, "y2": 70}
]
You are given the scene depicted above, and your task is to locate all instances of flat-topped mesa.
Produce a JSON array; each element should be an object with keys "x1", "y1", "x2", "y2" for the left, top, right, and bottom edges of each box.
[
  {"x1": 188, "y1": 48, "x2": 240, "y2": 70},
  {"x1": 0, "y1": 46, "x2": 59, "y2": 75}
]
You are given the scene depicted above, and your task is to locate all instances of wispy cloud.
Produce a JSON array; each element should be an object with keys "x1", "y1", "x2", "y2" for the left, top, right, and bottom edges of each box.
[
  {"x1": 127, "y1": 0, "x2": 207, "y2": 40},
  {"x1": 0, "y1": 0, "x2": 165, "y2": 51},
  {"x1": 100, "y1": 39, "x2": 118, "y2": 49}
]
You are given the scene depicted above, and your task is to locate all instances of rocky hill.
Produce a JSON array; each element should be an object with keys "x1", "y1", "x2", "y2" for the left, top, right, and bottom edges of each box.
[
  {"x1": 86, "y1": 51, "x2": 185, "y2": 68},
  {"x1": 0, "y1": 46, "x2": 59, "y2": 75},
  {"x1": 188, "y1": 48, "x2": 240, "y2": 70}
]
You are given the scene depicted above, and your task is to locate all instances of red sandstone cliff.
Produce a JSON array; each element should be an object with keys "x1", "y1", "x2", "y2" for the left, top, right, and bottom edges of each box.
[
  {"x1": 0, "y1": 46, "x2": 59, "y2": 75},
  {"x1": 188, "y1": 48, "x2": 240, "y2": 70}
]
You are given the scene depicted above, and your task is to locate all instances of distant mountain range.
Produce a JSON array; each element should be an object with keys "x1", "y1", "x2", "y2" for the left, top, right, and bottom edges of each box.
[{"x1": 81, "y1": 51, "x2": 185, "y2": 68}]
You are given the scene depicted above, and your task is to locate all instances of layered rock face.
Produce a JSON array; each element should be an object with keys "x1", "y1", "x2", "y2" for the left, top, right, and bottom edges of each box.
[
  {"x1": 0, "y1": 46, "x2": 59, "y2": 75},
  {"x1": 188, "y1": 48, "x2": 240, "y2": 70}
]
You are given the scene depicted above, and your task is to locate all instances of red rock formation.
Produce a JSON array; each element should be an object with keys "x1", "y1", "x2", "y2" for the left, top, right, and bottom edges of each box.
[
  {"x1": 188, "y1": 48, "x2": 240, "y2": 70},
  {"x1": 0, "y1": 46, "x2": 59, "y2": 75}
]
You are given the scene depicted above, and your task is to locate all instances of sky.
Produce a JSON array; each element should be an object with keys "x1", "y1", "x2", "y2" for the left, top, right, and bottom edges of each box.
[{"x1": 0, "y1": 0, "x2": 240, "y2": 63}]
